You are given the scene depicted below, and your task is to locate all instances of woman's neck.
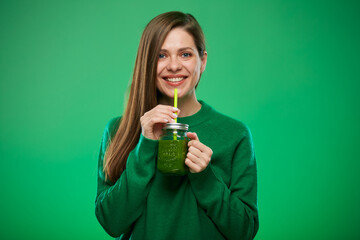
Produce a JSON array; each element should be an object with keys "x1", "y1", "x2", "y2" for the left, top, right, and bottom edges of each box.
[{"x1": 158, "y1": 92, "x2": 202, "y2": 117}]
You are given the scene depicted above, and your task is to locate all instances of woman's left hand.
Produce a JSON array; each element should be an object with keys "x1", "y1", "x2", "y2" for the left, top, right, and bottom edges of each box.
[{"x1": 185, "y1": 132, "x2": 213, "y2": 173}]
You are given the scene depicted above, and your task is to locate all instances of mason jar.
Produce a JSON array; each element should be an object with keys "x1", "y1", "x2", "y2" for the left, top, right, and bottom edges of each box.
[{"x1": 157, "y1": 123, "x2": 189, "y2": 175}]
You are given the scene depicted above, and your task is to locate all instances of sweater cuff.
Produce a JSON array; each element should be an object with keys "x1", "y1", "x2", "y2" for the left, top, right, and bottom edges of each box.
[
  {"x1": 188, "y1": 164, "x2": 228, "y2": 207},
  {"x1": 125, "y1": 134, "x2": 158, "y2": 164},
  {"x1": 125, "y1": 134, "x2": 159, "y2": 178},
  {"x1": 138, "y1": 133, "x2": 159, "y2": 151},
  {"x1": 188, "y1": 163, "x2": 218, "y2": 181}
]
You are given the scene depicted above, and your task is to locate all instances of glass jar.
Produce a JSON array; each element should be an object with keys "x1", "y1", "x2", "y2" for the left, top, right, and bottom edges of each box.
[{"x1": 157, "y1": 123, "x2": 189, "y2": 175}]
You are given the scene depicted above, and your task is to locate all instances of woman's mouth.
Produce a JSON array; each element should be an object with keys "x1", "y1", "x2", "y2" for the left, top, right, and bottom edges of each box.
[
  {"x1": 163, "y1": 77, "x2": 187, "y2": 82},
  {"x1": 162, "y1": 76, "x2": 188, "y2": 86}
]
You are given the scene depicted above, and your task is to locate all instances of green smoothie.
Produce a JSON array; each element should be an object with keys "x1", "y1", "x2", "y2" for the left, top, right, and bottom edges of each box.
[{"x1": 157, "y1": 139, "x2": 189, "y2": 175}]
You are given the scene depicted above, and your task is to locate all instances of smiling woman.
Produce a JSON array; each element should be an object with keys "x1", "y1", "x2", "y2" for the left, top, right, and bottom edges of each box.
[
  {"x1": 157, "y1": 28, "x2": 207, "y2": 111},
  {"x1": 95, "y1": 11, "x2": 259, "y2": 240}
]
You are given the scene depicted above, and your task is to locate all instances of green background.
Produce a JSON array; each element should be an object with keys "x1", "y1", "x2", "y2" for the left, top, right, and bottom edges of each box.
[{"x1": 1, "y1": 0, "x2": 359, "y2": 239}]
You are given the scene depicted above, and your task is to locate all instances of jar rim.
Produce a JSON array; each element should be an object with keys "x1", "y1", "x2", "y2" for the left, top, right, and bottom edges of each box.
[{"x1": 162, "y1": 123, "x2": 189, "y2": 130}]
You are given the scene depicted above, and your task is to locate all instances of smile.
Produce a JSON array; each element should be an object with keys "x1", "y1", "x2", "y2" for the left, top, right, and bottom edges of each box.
[
  {"x1": 163, "y1": 77, "x2": 187, "y2": 82},
  {"x1": 162, "y1": 76, "x2": 187, "y2": 87}
]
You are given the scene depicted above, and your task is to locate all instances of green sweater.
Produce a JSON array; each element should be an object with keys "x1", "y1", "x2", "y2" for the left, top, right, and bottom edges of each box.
[{"x1": 95, "y1": 100, "x2": 259, "y2": 240}]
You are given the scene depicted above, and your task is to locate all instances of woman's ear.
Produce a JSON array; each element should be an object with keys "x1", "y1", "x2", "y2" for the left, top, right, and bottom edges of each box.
[{"x1": 200, "y1": 50, "x2": 208, "y2": 73}]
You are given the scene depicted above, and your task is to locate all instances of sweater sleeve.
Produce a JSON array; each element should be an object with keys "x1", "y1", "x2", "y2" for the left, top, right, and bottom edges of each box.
[
  {"x1": 95, "y1": 119, "x2": 158, "y2": 238},
  {"x1": 188, "y1": 126, "x2": 259, "y2": 240}
]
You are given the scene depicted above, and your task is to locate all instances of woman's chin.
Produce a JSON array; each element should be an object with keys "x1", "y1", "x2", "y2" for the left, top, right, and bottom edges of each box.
[{"x1": 158, "y1": 88, "x2": 193, "y2": 102}]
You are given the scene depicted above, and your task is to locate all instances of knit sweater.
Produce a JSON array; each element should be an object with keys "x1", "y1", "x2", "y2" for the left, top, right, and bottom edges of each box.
[{"x1": 95, "y1": 100, "x2": 259, "y2": 240}]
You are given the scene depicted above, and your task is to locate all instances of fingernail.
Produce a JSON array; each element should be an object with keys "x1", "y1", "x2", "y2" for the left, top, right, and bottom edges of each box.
[
  {"x1": 172, "y1": 113, "x2": 177, "y2": 118},
  {"x1": 170, "y1": 119, "x2": 175, "y2": 123},
  {"x1": 164, "y1": 119, "x2": 169, "y2": 122},
  {"x1": 173, "y1": 107, "x2": 179, "y2": 111}
]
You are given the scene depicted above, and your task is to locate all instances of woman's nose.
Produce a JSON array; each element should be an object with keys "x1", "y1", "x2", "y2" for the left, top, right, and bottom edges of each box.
[{"x1": 166, "y1": 57, "x2": 182, "y2": 72}]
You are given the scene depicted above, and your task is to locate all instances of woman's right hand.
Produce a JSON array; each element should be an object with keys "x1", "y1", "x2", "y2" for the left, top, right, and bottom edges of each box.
[{"x1": 140, "y1": 105, "x2": 180, "y2": 140}]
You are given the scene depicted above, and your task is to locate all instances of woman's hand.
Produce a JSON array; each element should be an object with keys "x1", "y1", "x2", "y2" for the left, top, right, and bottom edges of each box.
[
  {"x1": 185, "y1": 132, "x2": 213, "y2": 173},
  {"x1": 140, "y1": 105, "x2": 180, "y2": 140}
]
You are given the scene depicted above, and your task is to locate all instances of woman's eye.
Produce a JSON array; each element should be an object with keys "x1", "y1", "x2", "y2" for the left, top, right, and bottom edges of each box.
[
  {"x1": 159, "y1": 54, "x2": 165, "y2": 59},
  {"x1": 182, "y1": 52, "x2": 191, "y2": 57}
]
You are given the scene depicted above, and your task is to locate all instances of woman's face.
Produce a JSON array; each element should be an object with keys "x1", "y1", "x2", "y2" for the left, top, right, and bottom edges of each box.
[{"x1": 156, "y1": 27, "x2": 207, "y2": 99}]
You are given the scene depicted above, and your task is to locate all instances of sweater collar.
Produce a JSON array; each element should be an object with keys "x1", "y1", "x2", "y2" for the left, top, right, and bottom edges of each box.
[{"x1": 177, "y1": 100, "x2": 213, "y2": 127}]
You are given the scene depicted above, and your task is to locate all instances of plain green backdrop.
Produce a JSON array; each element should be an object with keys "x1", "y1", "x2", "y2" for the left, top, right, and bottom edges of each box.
[{"x1": 1, "y1": 0, "x2": 359, "y2": 239}]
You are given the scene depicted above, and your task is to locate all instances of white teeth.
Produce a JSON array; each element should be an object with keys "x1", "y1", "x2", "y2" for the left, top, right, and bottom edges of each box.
[{"x1": 166, "y1": 77, "x2": 185, "y2": 82}]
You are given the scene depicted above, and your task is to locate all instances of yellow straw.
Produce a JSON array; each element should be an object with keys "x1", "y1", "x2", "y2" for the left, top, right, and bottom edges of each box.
[
  {"x1": 173, "y1": 88, "x2": 178, "y2": 140},
  {"x1": 174, "y1": 88, "x2": 178, "y2": 123}
]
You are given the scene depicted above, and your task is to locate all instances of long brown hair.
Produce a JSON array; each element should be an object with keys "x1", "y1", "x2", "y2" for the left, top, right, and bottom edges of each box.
[{"x1": 103, "y1": 11, "x2": 206, "y2": 183}]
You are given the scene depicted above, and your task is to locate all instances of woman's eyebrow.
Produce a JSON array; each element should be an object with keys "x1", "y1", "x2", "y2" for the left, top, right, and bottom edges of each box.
[{"x1": 160, "y1": 47, "x2": 195, "y2": 52}]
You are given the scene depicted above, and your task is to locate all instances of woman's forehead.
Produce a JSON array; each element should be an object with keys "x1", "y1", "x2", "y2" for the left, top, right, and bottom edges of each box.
[{"x1": 161, "y1": 28, "x2": 196, "y2": 50}]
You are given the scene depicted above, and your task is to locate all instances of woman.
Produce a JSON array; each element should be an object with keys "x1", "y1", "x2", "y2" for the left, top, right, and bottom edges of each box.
[{"x1": 95, "y1": 11, "x2": 259, "y2": 240}]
